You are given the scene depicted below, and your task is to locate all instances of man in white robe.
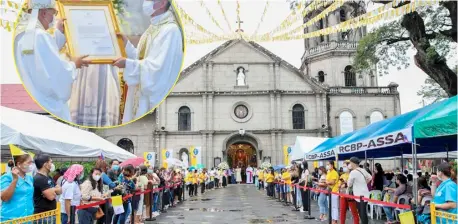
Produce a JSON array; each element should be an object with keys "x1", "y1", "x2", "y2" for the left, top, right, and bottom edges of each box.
[
  {"x1": 246, "y1": 165, "x2": 254, "y2": 184},
  {"x1": 14, "y1": 0, "x2": 88, "y2": 121},
  {"x1": 113, "y1": 0, "x2": 184, "y2": 123}
]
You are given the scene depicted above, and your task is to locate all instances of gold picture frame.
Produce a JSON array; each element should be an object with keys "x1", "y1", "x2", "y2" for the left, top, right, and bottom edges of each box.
[{"x1": 57, "y1": 0, "x2": 125, "y2": 64}]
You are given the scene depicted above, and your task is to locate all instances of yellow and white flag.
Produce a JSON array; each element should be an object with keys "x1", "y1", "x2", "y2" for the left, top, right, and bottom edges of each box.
[
  {"x1": 161, "y1": 149, "x2": 173, "y2": 168},
  {"x1": 283, "y1": 145, "x2": 292, "y2": 165},
  {"x1": 190, "y1": 146, "x2": 201, "y2": 167},
  {"x1": 111, "y1": 195, "x2": 124, "y2": 215}
]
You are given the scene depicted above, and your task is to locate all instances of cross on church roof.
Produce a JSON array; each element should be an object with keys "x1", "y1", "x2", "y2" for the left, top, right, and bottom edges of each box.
[{"x1": 235, "y1": 17, "x2": 244, "y2": 33}]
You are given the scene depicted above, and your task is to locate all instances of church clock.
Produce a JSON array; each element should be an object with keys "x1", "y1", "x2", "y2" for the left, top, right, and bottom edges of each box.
[{"x1": 234, "y1": 105, "x2": 248, "y2": 119}]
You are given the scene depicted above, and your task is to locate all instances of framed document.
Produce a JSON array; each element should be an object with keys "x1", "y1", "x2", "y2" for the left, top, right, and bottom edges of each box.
[{"x1": 57, "y1": 0, "x2": 125, "y2": 64}]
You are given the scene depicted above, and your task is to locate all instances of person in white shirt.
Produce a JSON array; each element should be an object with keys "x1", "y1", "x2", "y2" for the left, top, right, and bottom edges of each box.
[
  {"x1": 59, "y1": 165, "x2": 84, "y2": 224},
  {"x1": 347, "y1": 157, "x2": 372, "y2": 224},
  {"x1": 113, "y1": 0, "x2": 184, "y2": 123}
]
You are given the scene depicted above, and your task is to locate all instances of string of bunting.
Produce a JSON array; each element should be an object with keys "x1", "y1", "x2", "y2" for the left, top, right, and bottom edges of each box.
[
  {"x1": 274, "y1": 0, "x2": 344, "y2": 38},
  {"x1": 199, "y1": 0, "x2": 225, "y2": 33},
  {"x1": 258, "y1": 0, "x2": 326, "y2": 38},
  {"x1": 176, "y1": 5, "x2": 222, "y2": 38},
  {"x1": 1, "y1": 0, "x2": 20, "y2": 9},
  {"x1": 217, "y1": 0, "x2": 232, "y2": 32},
  {"x1": 257, "y1": 0, "x2": 439, "y2": 42},
  {"x1": 251, "y1": 0, "x2": 269, "y2": 37},
  {"x1": 0, "y1": 19, "x2": 15, "y2": 31}
]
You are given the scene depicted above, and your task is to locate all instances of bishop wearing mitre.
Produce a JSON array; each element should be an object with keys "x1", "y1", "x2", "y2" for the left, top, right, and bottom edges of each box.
[
  {"x1": 14, "y1": 0, "x2": 87, "y2": 121},
  {"x1": 113, "y1": 0, "x2": 184, "y2": 123}
]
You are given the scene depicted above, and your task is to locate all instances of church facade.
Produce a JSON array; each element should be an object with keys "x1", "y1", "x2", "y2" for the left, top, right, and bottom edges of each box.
[{"x1": 98, "y1": 37, "x2": 401, "y2": 168}]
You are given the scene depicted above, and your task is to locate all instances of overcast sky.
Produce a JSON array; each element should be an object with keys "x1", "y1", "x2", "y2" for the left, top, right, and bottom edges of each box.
[{"x1": 0, "y1": 0, "x2": 441, "y2": 113}]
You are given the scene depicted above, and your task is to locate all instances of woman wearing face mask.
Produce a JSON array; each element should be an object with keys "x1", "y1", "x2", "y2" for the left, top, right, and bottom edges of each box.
[
  {"x1": 299, "y1": 161, "x2": 310, "y2": 213},
  {"x1": 347, "y1": 157, "x2": 371, "y2": 224},
  {"x1": 315, "y1": 166, "x2": 328, "y2": 221},
  {"x1": 339, "y1": 161, "x2": 359, "y2": 224},
  {"x1": 79, "y1": 168, "x2": 105, "y2": 223},
  {"x1": 0, "y1": 154, "x2": 34, "y2": 221},
  {"x1": 431, "y1": 162, "x2": 457, "y2": 224},
  {"x1": 325, "y1": 161, "x2": 340, "y2": 224},
  {"x1": 59, "y1": 164, "x2": 84, "y2": 224}
]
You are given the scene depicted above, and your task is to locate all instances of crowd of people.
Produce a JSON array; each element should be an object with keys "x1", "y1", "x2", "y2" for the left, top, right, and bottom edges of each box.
[
  {"x1": 253, "y1": 158, "x2": 457, "y2": 224},
  {"x1": 0, "y1": 153, "x2": 187, "y2": 224}
]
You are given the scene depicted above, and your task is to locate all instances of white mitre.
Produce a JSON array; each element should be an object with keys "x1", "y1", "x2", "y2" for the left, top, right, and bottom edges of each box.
[{"x1": 21, "y1": 0, "x2": 56, "y2": 54}]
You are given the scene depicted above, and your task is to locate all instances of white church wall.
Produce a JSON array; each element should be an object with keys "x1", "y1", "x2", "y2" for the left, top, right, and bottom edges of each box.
[
  {"x1": 173, "y1": 67, "x2": 205, "y2": 92},
  {"x1": 211, "y1": 41, "x2": 273, "y2": 64},
  {"x1": 213, "y1": 95, "x2": 271, "y2": 131},
  {"x1": 212, "y1": 64, "x2": 272, "y2": 91},
  {"x1": 281, "y1": 95, "x2": 318, "y2": 130},
  {"x1": 165, "y1": 96, "x2": 204, "y2": 131},
  {"x1": 328, "y1": 95, "x2": 396, "y2": 136},
  {"x1": 278, "y1": 67, "x2": 314, "y2": 91}
]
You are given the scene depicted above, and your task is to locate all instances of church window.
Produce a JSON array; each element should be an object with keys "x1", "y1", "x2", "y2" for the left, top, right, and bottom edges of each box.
[
  {"x1": 318, "y1": 71, "x2": 325, "y2": 83},
  {"x1": 344, "y1": 65, "x2": 356, "y2": 87},
  {"x1": 292, "y1": 104, "x2": 305, "y2": 129},
  {"x1": 117, "y1": 138, "x2": 134, "y2": 154},
  {"x1": 178, "y1": 106, "x2": 191, "y2": 131},
  {"x1": 370, "y1": 111, "x2": 384, "y2": 124},
  {"x1": 319, "y1": 19, "x2": 325, "y2": 42},
  {"x1": 234, "y1": 105, "x2": 249, "y2": 119},
  {"x1": 339, "y1": 111, "x2": 354, "y2": 134},
  {"x1": 340, "y1": 9, "x2": 346, "y2": 22}
]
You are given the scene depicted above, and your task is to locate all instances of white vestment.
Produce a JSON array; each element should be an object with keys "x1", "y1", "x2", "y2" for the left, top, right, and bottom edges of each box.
[
  {"x1": 122, "y1": 11, "x2": 183, "y2": 123},
  {"x1": 69, "y1": 65, "x2": 120, "y2": 127},
  {"x1": 246, "y1": 167, "x2": 254, "y2": 184},
  {"x1": 15, "y1": 22, "x2": 77, "y2": 121},
  {"x1": 235, "y1": 168, "x2": 242, "y2": 182}
]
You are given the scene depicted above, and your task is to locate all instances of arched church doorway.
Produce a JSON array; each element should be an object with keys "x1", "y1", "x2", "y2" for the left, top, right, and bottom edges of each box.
[{"x1": 227, "y1": 143, "x2": 257, "y2": 169}]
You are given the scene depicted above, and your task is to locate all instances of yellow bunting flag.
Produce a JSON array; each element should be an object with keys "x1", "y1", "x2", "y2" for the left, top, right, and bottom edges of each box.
[
  {"x1": 10, "y1": 144, "x2": 26, "y2": 156},
  {"x1": 111, "y1": 196, "x2": 124, "y2": 215}
]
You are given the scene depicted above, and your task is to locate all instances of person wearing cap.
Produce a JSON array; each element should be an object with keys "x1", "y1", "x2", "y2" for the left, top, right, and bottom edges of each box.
[
  {"x1": 431, "y1": 162, "x2": 457, "y2": 224},
  {"x1": 113, "y1": 0, "x2": 184, "y2": 124},
  {"x1": 347, "y1": 157, "x2": 371, "y2": 224},
  {"x1": 14, "y1": 0, "x2": 89, "y2": 121}
]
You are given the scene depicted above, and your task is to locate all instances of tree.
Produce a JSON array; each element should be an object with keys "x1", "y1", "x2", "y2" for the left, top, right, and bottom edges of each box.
[
  {"x1": 417, "y1": 78, "x2": 448, "y2": 105},
  {"x1": 353, "y1": 1, "x2": 457, "y2": 96}
]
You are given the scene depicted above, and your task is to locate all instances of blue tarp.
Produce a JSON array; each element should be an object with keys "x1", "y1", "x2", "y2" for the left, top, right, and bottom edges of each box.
[
  {"x1": 305, "y1": 97, "x2": 457, "y2": 161},
  {"x1": 272, "y1": 165, "x2": 285, "y2": 171}
]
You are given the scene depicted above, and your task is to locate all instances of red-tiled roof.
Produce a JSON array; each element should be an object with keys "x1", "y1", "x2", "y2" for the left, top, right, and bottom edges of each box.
[{"x1": 1, "y1": 84, "x2": 45, "y2": 112}]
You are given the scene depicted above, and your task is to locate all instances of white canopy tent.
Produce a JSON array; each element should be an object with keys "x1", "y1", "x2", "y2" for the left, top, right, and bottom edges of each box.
[
  {"x1": 1, "y1": 106, "x2": 136, "y2": 161},
  {"x1": 290, "y1": 136, "x2": 328, "y2": 162}
]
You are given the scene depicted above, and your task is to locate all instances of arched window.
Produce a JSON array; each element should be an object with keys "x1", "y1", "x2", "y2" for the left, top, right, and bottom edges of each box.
[
  {"x1": 370, "y1": 111, "x2": 384, "y2": 124},
  {"x1": 344, "y1": 65, "x2": 356, "y2": 87},
  {"x1": 318, "y1": 71, "x2": 325, "y2": 83},
  {"x1": 117, "y1": 138, "x2": 134, "y2": 154},
  {"x1": 178, "y1": 106, "x2": 191, "y2": 131},
  {"x1": 340, "y1": 9, "x2": 346, "y2": 22},
  {"x1": 292, "y1": 104, "x2": 305, "y2": 129},
  {"x1": 339, "y1": 111, "x2": 354, "y2": 134}
]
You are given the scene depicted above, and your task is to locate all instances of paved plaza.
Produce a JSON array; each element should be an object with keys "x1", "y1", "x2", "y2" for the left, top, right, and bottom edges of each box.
[{"x1": 150, "y1": 184, "x2": 385, "y2": 224}]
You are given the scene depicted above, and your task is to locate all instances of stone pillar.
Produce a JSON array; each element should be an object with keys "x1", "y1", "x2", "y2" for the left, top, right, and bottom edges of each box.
[
  {"x1": 203, "y1": 63, "x2": 208, "y2": 91},
  {"x1": 277, "y1": 132, "x2": 282, "y2": 165},
  {"x1": 335, "y1": 12, "x2": 342, "y2": 41},
  {"x1": 208, "y1": 94, "x2": 214, "y2": 130},
  {"x1": 208, "y1": 62, "x2": 214, "y2": 90},
  {"x1": 328, "y1": 12, "x2": 338, "y2": 41},
  {"x1": 160, "y1": 133, "x2": 166, "y2": 165},
  {"x1": 160, "y1": 99, "x2": 167, "y2": 128},
  {"x1": 202, "y1": 95, "x2": 207, "y2": 130},
  {"x1": 270, "y1": 132, "x2": 276, "y2": 165},
  {"x1": 315, "y1": 94, "x2": 321, "y2": 129},
  {"x1": 208, "y1": 133, "x2": 213, "y2": 167},
  {"x1": 269, "y1": 63, "x2": 275, "y2": 89},
  {"x1": 201, "y1": 133, "x2": 207, "y2": 167},
  {"x1": 270, "y1": 93, "x2": 275, "y2": 129},
  {"x1": 276, "y1": 93, "x2": 282, "y2": 129}
]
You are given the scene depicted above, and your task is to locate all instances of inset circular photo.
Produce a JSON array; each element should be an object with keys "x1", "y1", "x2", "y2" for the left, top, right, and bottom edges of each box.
[{"x1": 13, "y1": 0, "x2": 185, "y2": 127}]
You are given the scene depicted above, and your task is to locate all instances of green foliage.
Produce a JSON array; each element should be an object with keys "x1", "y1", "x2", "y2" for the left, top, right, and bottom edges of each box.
[
  {"x1": 54, "y1": 161, "x2": 96, "y2": 179},
  {"x1": 112, "y1": 0, "x2": 125, "y2": 15},
  {"x1": 417, "y1": 78, "x2": 448, "y2": 104}
]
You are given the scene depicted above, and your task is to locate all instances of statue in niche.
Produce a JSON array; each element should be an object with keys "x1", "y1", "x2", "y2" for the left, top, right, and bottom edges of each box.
[
  {"x1": 181, "y1": 152, "x2": 189, "y2": 167},
  {"x1": 236, "y1": 67, "x2": 246, "y2": 86}
]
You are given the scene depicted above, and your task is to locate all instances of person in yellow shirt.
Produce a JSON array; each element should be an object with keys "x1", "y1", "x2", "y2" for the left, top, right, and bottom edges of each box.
[
  {"x1": 192, "y1": 170, "x2": 198, "y2": 196},
  {"x1": 199, "y1": 170, "x2": 207, "y2": 194},
  {"x1": 185, "y1": 170, "x2": 193, "y2": 197},
  {"x1": 258, "y1": 169, "x2": 264, "y2": 190},
  {"x1": 282, "y1": 167, "x2": 292, "y2": 204},
  {"x1": 326, "y1": 161, "x2": 340, "y2": 224},
  {"x1": 265, "y1": 169, "x2": 275, "y2": 197}
]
